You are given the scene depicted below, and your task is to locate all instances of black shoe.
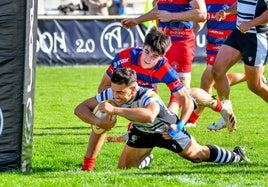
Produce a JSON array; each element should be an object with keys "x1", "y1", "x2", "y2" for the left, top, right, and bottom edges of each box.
[{"x1": 233, "y1": 146, "x2": 251, "y2": 162}]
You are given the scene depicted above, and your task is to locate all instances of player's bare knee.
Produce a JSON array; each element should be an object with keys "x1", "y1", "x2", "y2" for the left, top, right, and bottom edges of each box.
[
  {"x1": 184, "y1": 152, "x2": 206, "y2": 163},
  {"x1": 247, "y1": 81, "x2": 261, "y2": 94},
  {"x1": 211, "y1": 68, "x2": 220, "y2": 80},
  {"x1": 117, "y1": 162, "x2": 128, "y2": 169},
  {"x1": 189, "y1": 157, "x2": 203, "y2": 163},
  {"x1": 188, "y1": 148, "x2": 209, "y2": 163}
]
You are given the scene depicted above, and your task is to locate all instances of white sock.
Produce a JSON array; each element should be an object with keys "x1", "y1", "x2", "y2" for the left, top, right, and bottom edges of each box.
[{"x1": 138, "y1": 154, "x2": 153, "y2": 169}]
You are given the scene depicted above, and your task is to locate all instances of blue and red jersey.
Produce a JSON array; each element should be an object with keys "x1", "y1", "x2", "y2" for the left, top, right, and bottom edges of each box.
[
  {"x1": 205, "y1": 0, "x2": 237, "y2": 54},
  {"x1": 106, "y1": 47, "x2": 184, "y2": 93},
  {"x1": 157, "y1": 0, "x2": 194, "y2": 41}
]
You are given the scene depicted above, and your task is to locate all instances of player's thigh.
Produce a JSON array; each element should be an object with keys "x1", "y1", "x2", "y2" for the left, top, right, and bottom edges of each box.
[
  {"x1": 245, "y1": 65, "x2": 265, "y2": 88},
  {"x1": 213, "y1": 45, "x2": 241, "y2": 74},
  {"x1": 166, "y1": 39, "x2": 195, "y2": 73},
  {"x1": 117, "y1": 144, "x2": 152, "y2": 168},
  {"x1": 178, "y1": 136, "x2": 210, "y2": 163}
]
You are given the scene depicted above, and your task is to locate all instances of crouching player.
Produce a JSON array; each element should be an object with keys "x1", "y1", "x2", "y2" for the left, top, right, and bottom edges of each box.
[{"x1": 75, "y1": 68, "x2": 250, "y2": 170}]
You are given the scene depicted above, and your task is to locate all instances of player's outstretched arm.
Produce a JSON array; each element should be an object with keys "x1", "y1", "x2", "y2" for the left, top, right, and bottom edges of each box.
[
  {"x1": 98, "y1": 74, "x2": 112, "y2": 93},
  {"x1": 121, "y1": 7, "x2": 158, "y2": 29},
  {"x1": 173, "y1": 87, "x2": 195, "y2": 123},
  {"x1": 157, "y1": 0, "x2": 206, "y2": 22}
]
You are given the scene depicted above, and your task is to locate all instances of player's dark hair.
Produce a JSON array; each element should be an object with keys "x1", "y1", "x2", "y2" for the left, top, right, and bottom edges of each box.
[
  {"x1": 111, "y1": 68, "x2": 137, "y2": 86},
  {"x1": 144, "y1": 26, "x2": 171, "y2": 55}
]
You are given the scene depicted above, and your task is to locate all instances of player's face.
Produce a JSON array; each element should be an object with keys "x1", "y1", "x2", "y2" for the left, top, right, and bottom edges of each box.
[
  {"x1": 111, "y1": 83, "x2": 136, "y2": 106},
  {"x1": 140, "y1": 46, "x2": 163, "y2": 69}
]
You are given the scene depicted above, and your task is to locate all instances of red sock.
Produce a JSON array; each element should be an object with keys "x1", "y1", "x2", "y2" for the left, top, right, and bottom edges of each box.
[
  {"x1": 188, "y1": 111, "x2": 200, "y2": 124},
  {"x1": 81, "y1": 157, "x2": 96, "y2": 171},
  {"x1": 127, "y1": 123, "x2": 131, "y2": 131},
  {"x1": 213, "y1": 100, "x2": 222, "y2": 112}
]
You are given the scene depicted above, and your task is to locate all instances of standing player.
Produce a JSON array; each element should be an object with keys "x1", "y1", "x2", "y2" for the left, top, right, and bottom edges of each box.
[
  {"x1": 211, "y1": 1, "x2": 268, "y2": 125},
  {"x1": 186, "y1": 0, "x2": 246, "y2": 130},
  {"x1": 74, "y1": 68, "x2": 250, "y2": 170}
]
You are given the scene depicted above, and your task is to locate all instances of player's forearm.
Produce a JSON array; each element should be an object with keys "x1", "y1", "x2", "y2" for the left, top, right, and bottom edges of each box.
[
  {"x1": 98, "y1": 84, "x2": 110, "y2": 93},
  {"x1": 98, "y1": 74, "x2": 112, "y2": 93},
  {"x1": 113, "y1": 107, "x2": 157, "y2": 123},
  {"x1": 169, "y1": 9, "x2": 206, "y2": 22},
  {"x1": 136, "y1": 7, "x2": 158, "y2": 23},
  {"x1": 249, "y1": 10, "x2": 268, "y2": 27},
  {"x1": 179, "y1": 101, "x2": 194, "y2": 124},
  {"x1": 74, "y1": 104, "x2": 97, "y2": 125},
  {"x1": 173, "y1": 89, "x2": 194, "y2": 123}
]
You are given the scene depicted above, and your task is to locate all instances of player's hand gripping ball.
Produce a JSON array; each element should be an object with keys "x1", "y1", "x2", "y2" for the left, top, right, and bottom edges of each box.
[{"x1": 92, "y1": 100, "x2": 117, "y2": 134}]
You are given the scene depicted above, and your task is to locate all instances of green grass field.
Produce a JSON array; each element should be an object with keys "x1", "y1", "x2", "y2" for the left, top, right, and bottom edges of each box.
[{"x1": 1, "y1": 64, "x2": 267, "y2": 187}]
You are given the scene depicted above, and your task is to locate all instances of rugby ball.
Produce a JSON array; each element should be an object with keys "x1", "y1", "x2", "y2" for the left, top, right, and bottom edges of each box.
[{"x1": 92, "y1": 101, "x2": 117, "y2": 134}]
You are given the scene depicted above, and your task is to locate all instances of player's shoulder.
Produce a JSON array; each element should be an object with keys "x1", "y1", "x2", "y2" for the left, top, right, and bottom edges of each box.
[
  {"x1": 96, "y1": 88, "x2": 113, "y2": 102},
  {"x1": 118, "y1": 47, "x2": 141, "y2": 60},
  {"x1": 154, "y1": 57, "x2": 170, "y2": 70},
  {"x1": 139, "y1": 87, "x2": 159, "y2": 99},
  {"x1": 129, "y1": 47, "x2": 142, "y2": 55}
]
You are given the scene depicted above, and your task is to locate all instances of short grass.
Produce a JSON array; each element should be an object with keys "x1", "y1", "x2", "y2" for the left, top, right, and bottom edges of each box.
[{"x1": 1, "y1": 64, "x2": 267, "y2": 187}]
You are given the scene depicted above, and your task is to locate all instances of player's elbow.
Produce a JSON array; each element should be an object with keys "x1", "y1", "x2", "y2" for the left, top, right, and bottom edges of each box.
[
  {"x1": 195, "y1": 9, "x2": 207, "y2": 22},
  {"x1": 147, "y1": 116, "x2": 156, "y2": 123},
  {"x1": 198, "y1": 12, "x2": 207, "y2": 22},
  {"x1": 74, "y1": 107, "x2": 79, "y2": 117},
  {"x1": 74, "y1": 105, "x2": 83, "y2": 118},
  {"x1": 142, "y1": 114, "x2": 157, "y2": 123}
]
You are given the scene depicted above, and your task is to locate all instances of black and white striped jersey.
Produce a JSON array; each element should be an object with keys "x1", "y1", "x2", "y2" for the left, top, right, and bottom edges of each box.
[
  {"x1": 237, "y1": 0, "x2": 268, "y2": 33},
  {"x1": 95, "y1": 86, "x2": 179, "y2": 134}
]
